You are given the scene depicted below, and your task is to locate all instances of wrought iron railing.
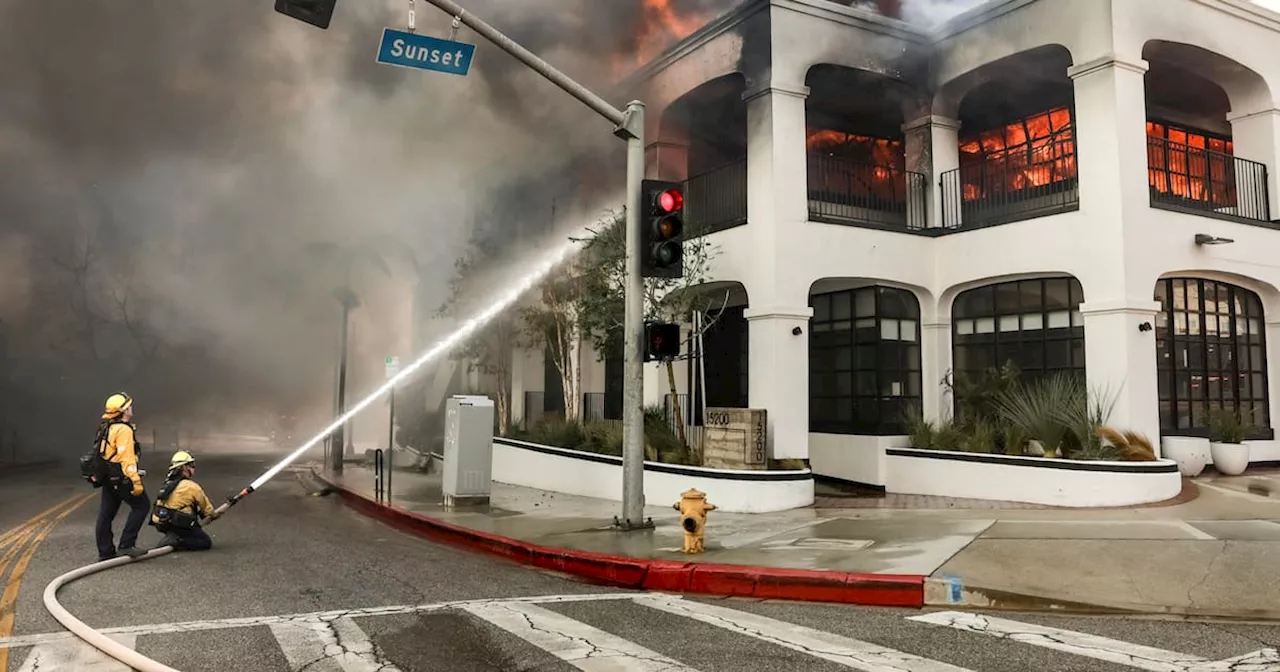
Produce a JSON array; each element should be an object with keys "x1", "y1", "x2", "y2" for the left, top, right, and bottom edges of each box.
[
  {"x1": 522, "y1": 391, "x2": 545, "y2": 430},
  {"x1": 1147, "y1": 136, "x2": 1270, "y2": 223},
  {"x1": 940, "y1": 159, "x2": 1079, "y2": 229},
  {"x1": 807, "y1": 154, "x2": 927, "y2": 230},
  {"x1": 683, "y1": 159, "x2": 747, "y2": 236},
  {"x1": 581, "y1": 392, "x2": 606, "y2": 423}
]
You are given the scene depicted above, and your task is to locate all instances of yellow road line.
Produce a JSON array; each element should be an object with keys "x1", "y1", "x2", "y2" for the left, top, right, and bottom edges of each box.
[
  {"x1": 0, "y1": 492, "x2": 93, "y2": 669},
  {"x1": 0, "y1": 493, "x2": 84, "y2": 549}
]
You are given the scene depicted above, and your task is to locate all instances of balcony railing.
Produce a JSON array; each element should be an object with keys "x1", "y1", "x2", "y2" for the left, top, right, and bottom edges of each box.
[
  {"x1": 1147, "y1": 136, "x2": 1271, "y2": 223},
  {"x1": 940, "y1": 159, "x2": 1079, "y2": 229},
  {"x1": 807, "y1": 154, "x2": 927, "y2": 231},
  {"x1": 684, "y1": 159, "x2": 747, "y2": 236}
]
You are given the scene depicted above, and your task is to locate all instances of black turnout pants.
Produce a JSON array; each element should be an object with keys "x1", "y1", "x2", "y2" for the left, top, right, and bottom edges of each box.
[
  {"x1": 95, "y1": 486, "x2": 149, "y2": 560},
  {"x1": 158, "y1": 526, "x2": 212, "y2": 551}
]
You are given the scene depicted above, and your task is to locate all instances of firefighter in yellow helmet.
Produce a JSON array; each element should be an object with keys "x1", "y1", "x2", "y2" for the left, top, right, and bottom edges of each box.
[
  {"x1": 92, "y1": 393, "x2": 150, "y2": 561},
  {"x1": 150, "y1": 450, "x2": 219, "y2": 551}
]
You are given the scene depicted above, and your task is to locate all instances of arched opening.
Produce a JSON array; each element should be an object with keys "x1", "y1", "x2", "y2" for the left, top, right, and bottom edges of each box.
[
  {"x1": 808, "y1": 279, "x2": 923, "y2": 434},
  {"x1": 950, "y1": 275, "x2": 1086, "y2": 415},
  {"x1": 693, "y1": 281, "x2": 750, "y2": 419},
  {"x1": 1155, "y1": 277, "x2": 1270, "y2": 437},
  {"x1": 654, "y1": 74, "x2": 748, "y2": 236},
  {"x1": 804, "y1": 64, "x2": 926, "y2": 231},
  {"x1": 941, "y1": 45, "x2": 1078, "y2": 229},
  {"x1": 1143, "y1": 41, "x2": 1272, "y2": 223}
]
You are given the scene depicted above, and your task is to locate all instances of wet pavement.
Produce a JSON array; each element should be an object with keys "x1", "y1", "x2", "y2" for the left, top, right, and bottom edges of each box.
[{"x1": 326, "y1": 459, "x2": 1280, "y2": 618}]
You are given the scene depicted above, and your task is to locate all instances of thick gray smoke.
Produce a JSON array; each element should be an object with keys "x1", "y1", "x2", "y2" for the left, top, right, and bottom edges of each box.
[{"x1": 0, "y1": 0, "x2": 730, "y2": 457}]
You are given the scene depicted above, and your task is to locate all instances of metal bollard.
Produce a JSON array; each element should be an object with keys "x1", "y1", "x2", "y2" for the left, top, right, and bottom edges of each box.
[{"x1": 374, "y1": 449, "x2": 385, "y2": 503}]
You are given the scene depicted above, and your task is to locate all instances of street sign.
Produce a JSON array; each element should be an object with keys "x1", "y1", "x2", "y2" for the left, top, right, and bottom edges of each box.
[
  {"x1": 376, "y1": 28, "x2": 475, "y2": 76},
  {"x1": 385, "y1": 355, "x2": 400, "y2": 380}
]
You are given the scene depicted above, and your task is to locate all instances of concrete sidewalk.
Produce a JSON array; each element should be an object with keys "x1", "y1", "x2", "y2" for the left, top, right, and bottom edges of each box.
[{"x1": 314, "y1": 460, "x2": 1280, "y2": 618}]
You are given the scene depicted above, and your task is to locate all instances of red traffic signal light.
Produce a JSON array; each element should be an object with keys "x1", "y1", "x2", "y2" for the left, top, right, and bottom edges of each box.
[
  {"x1": 640, "y1": 179, "x2": 685, "y2": 279},
  {"x1": 655, "y1": 188, "x2": 684, "y2": 214}
]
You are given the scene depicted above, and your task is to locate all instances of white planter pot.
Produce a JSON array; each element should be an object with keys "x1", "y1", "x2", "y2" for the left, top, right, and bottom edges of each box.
[
  {"x1": 1161, "y1": 436, "x2": 1210, "y2": 477},
  {"x1": 1209, "y1": 441, "x2": 1250, "y2": 476}
]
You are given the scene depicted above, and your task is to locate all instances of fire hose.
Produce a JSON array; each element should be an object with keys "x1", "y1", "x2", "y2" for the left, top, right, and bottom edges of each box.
[{"x1": 40, "y1": 239, "x2": 578, "y2": 671}]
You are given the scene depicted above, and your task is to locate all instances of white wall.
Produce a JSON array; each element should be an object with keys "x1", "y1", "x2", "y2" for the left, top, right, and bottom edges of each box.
[
  {"x1": 491, "y1": 439, "x2": 814, "y2": 513},
  {"x1": 808, "y1": 433, "x2": 902, "y2": 485},
  {"x1": 885, "y1": 448, "x2": 1184, "y2": 507}
]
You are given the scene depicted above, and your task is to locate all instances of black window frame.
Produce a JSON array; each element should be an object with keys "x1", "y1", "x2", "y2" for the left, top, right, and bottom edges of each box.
[
  {"x1": 809, "y1": 286, "x2": 922, "y2": 435},
  {"x1": 1155, "y1": 277, "x2": 1272, "y2": 439},
  {"x1": 951, "y1": 277, "x2": 1086, "y2": 394}
]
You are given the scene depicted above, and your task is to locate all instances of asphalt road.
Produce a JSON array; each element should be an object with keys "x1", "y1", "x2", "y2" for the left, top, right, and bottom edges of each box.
[{"x1": 2, "y1": 444, "x2": 1280, "y2": 671}]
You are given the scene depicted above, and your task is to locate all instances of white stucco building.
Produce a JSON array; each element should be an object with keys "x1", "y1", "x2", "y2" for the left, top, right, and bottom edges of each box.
[{"x1": 500, "y1": 0, "x2": 1280, "y2": 487}]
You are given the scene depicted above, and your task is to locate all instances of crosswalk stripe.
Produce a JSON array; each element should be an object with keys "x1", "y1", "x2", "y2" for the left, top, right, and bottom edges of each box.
[
  {"x1": 16, "y1": 634, "x2": 137, "y2": 671},
  {"x1": 0, "y1": 592, "x2": 640, "y2": 650},
  {"x1": 267, "y1": 617, "x2": 401, "y2": 672},
  {"x1": 908, "y1": 611, "x2": 1280, "y2": 672},
  {"x1": 461, "y1": 600, "x2": 700, "y2": 671},
  {"x1": 635, "y1": 596, "x2": 974, "y2": 672}
]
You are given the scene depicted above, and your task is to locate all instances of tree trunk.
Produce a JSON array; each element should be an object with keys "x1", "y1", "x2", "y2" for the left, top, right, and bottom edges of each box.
[
  {"x1": 496, "y1": 384, "x2": 510, "y2": 437},
  {"x1": 666, "y1": 359, "x2": 687, "y2": 447}
]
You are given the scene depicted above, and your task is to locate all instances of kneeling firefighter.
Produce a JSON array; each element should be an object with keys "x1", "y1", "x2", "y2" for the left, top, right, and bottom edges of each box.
[{"x1": 150, "y1": 451, "x2": 220, "y2": 551}]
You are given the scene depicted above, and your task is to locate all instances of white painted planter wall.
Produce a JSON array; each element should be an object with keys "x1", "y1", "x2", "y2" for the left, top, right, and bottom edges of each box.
[
  {"x1": 490, "y1": 439, "x2": 814, "y2": 513},
  {"x1": 884, "y1": 448, "x2": 1183, "y2": 507}
]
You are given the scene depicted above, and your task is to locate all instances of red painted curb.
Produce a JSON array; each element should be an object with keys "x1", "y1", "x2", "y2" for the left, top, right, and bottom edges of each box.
[{"x1": 322, "y1": 474, "x2": 924, "y2": 607}]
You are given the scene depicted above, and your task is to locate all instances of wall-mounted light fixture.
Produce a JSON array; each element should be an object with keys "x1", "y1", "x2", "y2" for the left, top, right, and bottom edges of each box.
[
  {"x1": 1138, "y1": 322, "x2": 1153, "y2": 333},
  {"x1": 791, "y1": 326, "x2": 803, "y2": 336},
  {"x1": 1195, "y1": 233, "x2": 1235, "y2": 246}
]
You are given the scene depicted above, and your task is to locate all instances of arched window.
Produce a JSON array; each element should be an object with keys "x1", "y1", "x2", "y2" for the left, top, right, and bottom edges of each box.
[
  {"x1": 809, "y1": 286, "x2": 922, "y2": 434},
  {"x1": 952, "y1": 277, "x2": 1085, "y2": 384},
  {"x1": 1155, "y1": 278, "x2": 1269, "y2": 434}
]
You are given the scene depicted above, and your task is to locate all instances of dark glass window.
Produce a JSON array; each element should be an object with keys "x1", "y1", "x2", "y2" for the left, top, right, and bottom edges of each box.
[
  {"x1": 1155, "y1": 278, "x2": 1269, "y2": 434},
  {"x1": 952, "y1": 277, "x2": 1085, "y2": 385},
  {"x1": 809, "y1": 286, "x2": 922, "y2": 434}
]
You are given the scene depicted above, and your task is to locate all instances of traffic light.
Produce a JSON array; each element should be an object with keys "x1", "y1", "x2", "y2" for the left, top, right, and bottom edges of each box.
[
  {"x1": 644, "y1": 322, "x2": 681, "y2": 361},
  {"x1": 640, "y1": 179, "x2": 684, "y2": 279},
  {"x1": 275, "y1": 0, "x2": 337, "y2": 29}
]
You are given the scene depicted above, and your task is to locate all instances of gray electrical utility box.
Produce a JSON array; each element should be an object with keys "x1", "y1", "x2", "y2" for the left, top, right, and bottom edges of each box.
[{"x1": 442, "y1": 394, "x2": 495, "y2": 507}]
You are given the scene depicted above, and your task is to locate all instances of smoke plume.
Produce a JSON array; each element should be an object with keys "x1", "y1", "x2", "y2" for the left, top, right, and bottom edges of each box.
[{"x1": 0, "y1": 0, "x2": 719, "y2": 456}]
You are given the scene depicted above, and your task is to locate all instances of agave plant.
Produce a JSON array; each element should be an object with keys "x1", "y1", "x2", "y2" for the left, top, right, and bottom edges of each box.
[
  {"x1": 993, "y1": 372, "x2": 1081, "y2": 458},
  {"x1": 1054, "y1": 379, "x2": 1121, "y2": 458}
]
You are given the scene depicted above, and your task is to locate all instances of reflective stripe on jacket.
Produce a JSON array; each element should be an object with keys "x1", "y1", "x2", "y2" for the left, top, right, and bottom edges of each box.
[{"x1": 103, "y1": 423, "x2": 142, "y2": 494}]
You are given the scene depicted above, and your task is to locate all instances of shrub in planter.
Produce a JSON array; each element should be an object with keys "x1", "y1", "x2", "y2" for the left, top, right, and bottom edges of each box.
[{"x1": 1206, "y1": 408, "x2": 1250, "y2": 476}]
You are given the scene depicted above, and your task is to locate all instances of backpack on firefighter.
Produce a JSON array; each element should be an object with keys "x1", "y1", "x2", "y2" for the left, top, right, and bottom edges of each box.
[
  {"x1": 150, "y1": 451, "x2": 201, "y2": 533},
  {"x1": 79, "y1": 420, "x2": 136, "y2": 498}
]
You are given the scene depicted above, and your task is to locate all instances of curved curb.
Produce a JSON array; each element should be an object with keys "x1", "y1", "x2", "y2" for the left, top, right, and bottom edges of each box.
[{"x1": 314, "y1": 471, "x2": 924, "y2": 608}]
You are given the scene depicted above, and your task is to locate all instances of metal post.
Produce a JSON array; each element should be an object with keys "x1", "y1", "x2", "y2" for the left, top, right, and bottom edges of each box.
[
  {"x1": 386, "y1": 386, "x2": 395, "y2": 501},
  {"x1": 619, "y1": 101, "x2": 650, "y2": 529},
  {"x1": 416, "y1": 0, "x2": 650, "y2": 529},
  {"x1": 333, "y1": 300, "x2": 350, "y2": 473}
]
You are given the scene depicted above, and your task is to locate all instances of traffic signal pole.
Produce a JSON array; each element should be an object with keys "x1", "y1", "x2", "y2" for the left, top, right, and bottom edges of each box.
[{"x1": 415, "y1": 0, "x2": 650, "y2": 528}]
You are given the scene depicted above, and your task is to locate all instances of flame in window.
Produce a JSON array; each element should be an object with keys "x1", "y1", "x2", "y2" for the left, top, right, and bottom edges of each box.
[
  {"x1": 805, "y1": 128, "x2": 907, "y2": 204},
  {"x1": 957, "y1": 107, "x2": 1076, "y2": 201},
  {"x1": 1146, "y1": 121, "x2": 1237, "y2": 208}
]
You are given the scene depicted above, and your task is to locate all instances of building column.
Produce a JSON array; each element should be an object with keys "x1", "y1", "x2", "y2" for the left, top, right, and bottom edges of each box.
[
  {"x1": 1068, "y1": 56, "x2": 1151, "y2": 285},
  {"x1": 902, "y1": 115, "x2": 960, "y2": 230},
  {"x1": 745, "y1": 307, "x2": 812, "y2": 460},
  {"x1": 921, "y1": 320, "x2": 952, "y2": 421},
  {"x1": 1079, "y1": 299, "x2": 1161, "y2": 444},
  {"x1": 1265, "y1": 319, "x2": 1280, "y2": 435},
  {"x1": 1228, "y1": 107, "x2": 1280, "y2": 220},
  {"x1": 743, "y1": 79, "x2": 809, "y2": 301},
  {"x1": 645, "y1": 141, "x2": 690, "y2": 181}
]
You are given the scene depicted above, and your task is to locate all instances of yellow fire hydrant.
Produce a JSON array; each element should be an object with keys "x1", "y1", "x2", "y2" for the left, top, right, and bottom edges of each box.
[{"x1": 673, "y1": 488, "x2": 716, "y2": 554}]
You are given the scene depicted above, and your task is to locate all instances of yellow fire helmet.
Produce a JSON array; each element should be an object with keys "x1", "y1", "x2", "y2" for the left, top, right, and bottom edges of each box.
[
  {"x1": 104, "y1": 393, "x2": 133, "y2": 416},
  {"x1": 169, "y1": 450, "x2": 196, "y2": 470}
]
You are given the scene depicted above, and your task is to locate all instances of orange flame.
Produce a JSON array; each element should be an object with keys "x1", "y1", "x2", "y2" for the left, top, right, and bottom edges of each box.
[{"x1": 611, "y1": 0, "x2": 713, "y2": 81}]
